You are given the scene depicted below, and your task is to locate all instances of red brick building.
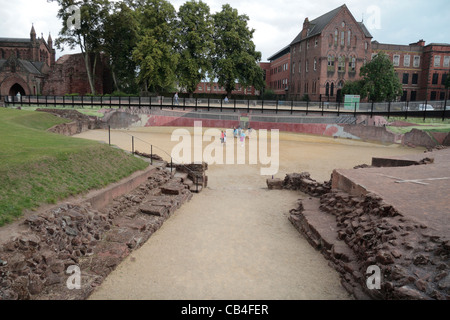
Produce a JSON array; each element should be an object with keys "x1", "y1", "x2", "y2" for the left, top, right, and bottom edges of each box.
[
  {"x1": 264, "y1": 45, "x2": 291, "y2": 98},
  {"x1": 262, "y1": 4, "x2": 450, "y2": 103},
  {"x1": 288, "y1": 4, "x2": 373, "y2": 101},
  {"x1": 372, "y1": 40, "x2": 450, "y2": 101}
]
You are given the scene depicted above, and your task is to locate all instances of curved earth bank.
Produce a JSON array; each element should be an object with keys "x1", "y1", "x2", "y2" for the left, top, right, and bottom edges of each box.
[{"x1": 73, "y1": 127, "x2": 424, "y2": 300}]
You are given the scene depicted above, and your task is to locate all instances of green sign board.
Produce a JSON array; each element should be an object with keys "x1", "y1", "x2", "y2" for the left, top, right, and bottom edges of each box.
[{"x1": 344, "y1": 95, "x2": 360, "y2": 110}]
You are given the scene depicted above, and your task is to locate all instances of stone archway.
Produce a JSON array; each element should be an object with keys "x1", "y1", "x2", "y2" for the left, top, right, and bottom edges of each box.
[{"x1": 9, "y1": 83, "x2": 26, "y2": 97}]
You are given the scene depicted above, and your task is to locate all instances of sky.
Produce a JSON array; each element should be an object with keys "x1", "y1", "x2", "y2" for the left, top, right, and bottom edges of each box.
[{"x1": 0, "y1": 0, "x2": 449, "y2": 61}]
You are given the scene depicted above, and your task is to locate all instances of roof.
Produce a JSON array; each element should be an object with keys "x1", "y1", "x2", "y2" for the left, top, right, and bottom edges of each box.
[
  {"x1": 290, "y1": 4, "x2": 372, "y2": 45},
  {"x1": 267, "y1": 45, "x2": 290, "y2": 61},
  {"x1": 0, "y1": 57, "x2": 44, "y2": 75},
  {"x1": 0, "y1": 38, "x2": 31, "y2": 43}
]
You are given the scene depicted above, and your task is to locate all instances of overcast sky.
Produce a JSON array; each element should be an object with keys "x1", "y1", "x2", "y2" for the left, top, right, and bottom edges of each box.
[{"x1": 0, "y1": 0, "x2": 448, "y2": 61}]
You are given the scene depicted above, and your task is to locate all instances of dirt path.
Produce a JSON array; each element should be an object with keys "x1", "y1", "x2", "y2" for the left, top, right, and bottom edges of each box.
[{"x1": 73, "y1": 127, "x2": 423, "y2": 300}]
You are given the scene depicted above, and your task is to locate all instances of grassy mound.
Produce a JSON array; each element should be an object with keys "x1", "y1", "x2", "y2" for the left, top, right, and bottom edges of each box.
[{"x1": 0, "y1": 108, "x2": 148, "y2": 226}]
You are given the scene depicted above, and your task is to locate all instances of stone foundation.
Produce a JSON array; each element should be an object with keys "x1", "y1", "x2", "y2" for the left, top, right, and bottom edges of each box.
[
  {"x1": 0, "y1": 166, "x2": 193, "y2": 300},
  {"x1": 283, "y1": 167, "x2": 449, "y2": 300}
]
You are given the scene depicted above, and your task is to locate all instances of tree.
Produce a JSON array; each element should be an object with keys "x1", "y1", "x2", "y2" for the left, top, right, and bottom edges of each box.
[
  {"x1": 359, "y1": 52, "x2": 403, "y2": 102},
  {"x1": 176, "y1": 0, "x2": 215, "y2": 97},
  {"x1": 103, "y1": 1, "x2": 139, "y2": 94},
  {"x1": 212, "y1": 4, "x2": 264, "y2": 98},
  {"x1": 131, "y1": 0, "x2": 179, "y2": 95},
  {"x1": 342, "y1": 80, "x2": 365, "y2": 97},
  {"x1": 51, "y1": 0, "x2": 111, "y2": 94}
]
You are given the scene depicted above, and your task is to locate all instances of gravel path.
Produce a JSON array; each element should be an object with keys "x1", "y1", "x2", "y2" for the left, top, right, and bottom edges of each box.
[{"x1": 74, "y1": 127, "x2": 422, "y2": 300}]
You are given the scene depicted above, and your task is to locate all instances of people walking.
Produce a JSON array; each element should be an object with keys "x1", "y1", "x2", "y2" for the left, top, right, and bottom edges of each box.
[
  {"x1": 174, "y1": 92, "x2": 179, "y2": 106},
  {"x1": 240, "y1": 130, "x2": 245, "y2": 147}
]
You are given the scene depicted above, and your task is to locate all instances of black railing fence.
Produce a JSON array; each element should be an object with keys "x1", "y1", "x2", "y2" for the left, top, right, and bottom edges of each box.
[{"x1": 1, "y1": 94, "x2": 449, "y2": 120}]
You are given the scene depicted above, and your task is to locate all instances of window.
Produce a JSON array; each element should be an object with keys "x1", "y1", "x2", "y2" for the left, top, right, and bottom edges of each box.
[
  {"x1": 325, "y1": 82, "x2": 330, "y2": 96},
  {"x1": 347, "y1": 30, "x2": 351, "y2": 46},
  {"x1": 365, "y1": 42, "x2": 368, "y2": 50},
  {"x1": 292, "y1": 62, "x2": 296, "y2": 74},
  {"x1": 338, "y1": 56, "x2": 345, "y2": 73},
  {"x1": 413, "y1": 55, "x2": 420, "y2": 67},
  {"x1": 299, "y1": 61, "x2": 301, "y2": 73},
  {"x1": 349, "y1": 56, "x2": 356, "y2": 72},
  {"x1": 315, "y1": 38, "x2": 318, "y2": 47},
  {"x1": 432, "y1": 73, "x2": 439, "y2": 85},
  {"x1": 402, "y1": 73, "x2": 409, "y2": 84},
  {"x1": 430, "y1": 91, "x2": 437, "y2": 100},
  {"x1": 404, "y1": 55, "x2": 410, "y2": 67},
  {"x1": 293, "y1": 46, "x2": 296, "y2": 54},
  {"x1": 305, "y1": 60, "x2": 308, "y2": 73},
  {"x1": 327, "y1": 55, "x2": 335, "y2": 72},
  {"x1": 444, "y1": 56, "x2": 450, "y2": 68},
  {"x1": 442, "y1": 74, "x2": 448, "y2": 85},
  {"x1": 434, "y1": 56, "x2": 441, "y2": 67},
  {"x1": 393, "y1": 55, "x2": 400, "y2": 66},
  {"x1": 334, "y1": 29, "x2": 338, "y2": 46},
  {"x1": 307, "y1": 40, "x2": 309, "y2": 49},
  {"x1": 340, "y1": 31, "x2": 345, "y2": 46},
  {"x1": 314, "y1": 58, "x2": 317, "y2": 71},
  {"x1": 412, "y1": 73, "x2": 418, "y2": 85},
  {"x1": 330, "y1": 83, "x2": 334, "y2": 96},
  {"x1": 411, "y1": 91, "x2": 417, "y2": 101}
]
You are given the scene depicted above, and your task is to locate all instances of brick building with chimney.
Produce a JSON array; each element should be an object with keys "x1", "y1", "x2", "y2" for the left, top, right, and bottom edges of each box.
[
  {"x1": 264, "y1": 4, "x2": 450, "y2": 102},
  {"x1": 287, "y1": 4, "x2": 373, "y2": 102}
]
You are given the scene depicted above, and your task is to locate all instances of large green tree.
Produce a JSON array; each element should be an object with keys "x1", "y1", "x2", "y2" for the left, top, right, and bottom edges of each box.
[
  {"x1": 176, "y1": 0, "x2": 215, "y2": 96},
  {"x1": 103, "y1": 1, "x2": 139, "y2": 94},
  {"x1": 50, "y1": 0, "x2": 111, "y2": 94},
  {"x1": 359, "y1": 52, "x2": 403, "y2": 102},
  {"x1": 212, "y1": 4, "x2": 265, "y2": 98},
  {"x1": 131, "y1": 0, "x2": 179, "y2": 95}
]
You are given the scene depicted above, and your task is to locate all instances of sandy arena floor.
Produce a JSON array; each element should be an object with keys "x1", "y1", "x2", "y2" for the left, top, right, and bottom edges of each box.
[{"x1": 73, "y1": 127, "x2": 424, "y2": 300}]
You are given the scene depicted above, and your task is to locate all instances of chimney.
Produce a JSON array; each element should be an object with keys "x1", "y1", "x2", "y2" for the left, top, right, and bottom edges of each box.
[{"x1": 302, "y1": 17, "x2": 310, "y2": 39}]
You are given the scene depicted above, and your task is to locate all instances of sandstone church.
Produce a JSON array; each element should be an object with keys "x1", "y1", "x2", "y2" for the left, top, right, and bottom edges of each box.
[{"x1": 0, "y1": 25, "x2": 112, "y2": 97}]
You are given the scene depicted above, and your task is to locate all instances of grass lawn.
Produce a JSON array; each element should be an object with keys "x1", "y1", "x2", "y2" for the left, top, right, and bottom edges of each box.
[
  {"x1": 0, "y1": 108, "x2": 148, "y2": 226},
  {"x1": 387, "y1": 116, "x2": 450, "y2": 135}
]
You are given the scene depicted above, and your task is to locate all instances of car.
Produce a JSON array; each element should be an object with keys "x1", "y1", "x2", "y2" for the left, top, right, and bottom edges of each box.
[{"x1": 418, "y1": 104, "x2": 434, "y2": 111}]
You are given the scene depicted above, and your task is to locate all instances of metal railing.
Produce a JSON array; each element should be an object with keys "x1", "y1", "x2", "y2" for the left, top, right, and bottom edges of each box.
[
  {"x1": 108, "y1": 126, "x2": 202, "y2": 193},
  {"x1": 2, "y1": 94, "x2": 449, "y2": 120}
]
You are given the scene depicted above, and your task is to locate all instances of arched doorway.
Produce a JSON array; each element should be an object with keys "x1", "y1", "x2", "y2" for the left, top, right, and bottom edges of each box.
[{"x1": 9, "y1": 83, "x2": 26, "y2": 97}]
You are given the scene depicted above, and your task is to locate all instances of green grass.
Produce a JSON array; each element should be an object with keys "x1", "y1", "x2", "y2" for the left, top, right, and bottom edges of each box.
[
  {"x1": 0, "y1": 108, "x2": 148, "y2": 226},
  {"x1": 15, "y1": 105, "x2": 106, "y2": 118},
  {"x1": 387, "y1": 117, "x2": 450, "y2": 134}
]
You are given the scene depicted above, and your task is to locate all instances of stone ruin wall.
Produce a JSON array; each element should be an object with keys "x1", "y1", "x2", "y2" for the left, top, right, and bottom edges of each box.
[
  {"x1": 0, "y1": 166, "x2": 195, "y2": 300},
  {"x1": 273, "y1": 172, "x2": 450, "y2": 300}
]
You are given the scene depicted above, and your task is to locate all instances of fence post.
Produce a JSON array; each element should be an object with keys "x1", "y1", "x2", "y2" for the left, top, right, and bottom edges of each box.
[
  {"x1": 354, "y1": 101, "x2": 357, "y2": 118},
  {"x1": 151, "y1": 145, "x2": 153, "y2": 166},
  {"x1": 321, "y1": 99, "x2": 324, "y2": 116},
  {"x1": 306, "y1": 100, "x2": 309, "y2": 115},
  {"x1": 370, "y1": 101, "x2": 374, "y2": 118},
  {"x1": 261, "y1": 100, "x2": 264, "y2": 113},
  {"x1": 208, "y1": 97, "x2": 210, "y2": 111},
  {"x1": 247, "y1": 99, "x2": 250, "y2": 113},
  {"x1": 233, "y1": 99, "x2": 236, "y2": 112},
  {"x1": 387, "y1": 101, "x2": 391, "y2": 119},
  {"x1": 424, "y1": 99, "x2": 428, "y2": 121},
  {"x1": 220, "y1": 98, "x2": 223, "y2": 112},
  {"x1": 108, "y1": 125, "x2": 111, "y2": 146},
  {"x1": 170, "y1": 158, "x2": 173, "y2": 173},
  {"x1": 337, "y1": 101, "x2": 340, "y2": 117},
  {"x1": 45, "y1": 95, "x2": 48, "y2": 108},
  {"x1": 276, "y1": 100, "x2": 278, "y2": 114},
  {"x1": 443, "y1": 95, "x2": 448, "y2": 121},
  {"x1": 291, "y1": 100, "x2": 294, "y2": 115},
  {"x1": 195, "y1": 97, "x2": 197, "y2": 112},
  {"x1": 132, "y1": 136, "x2": 134, "y2": 154}
]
